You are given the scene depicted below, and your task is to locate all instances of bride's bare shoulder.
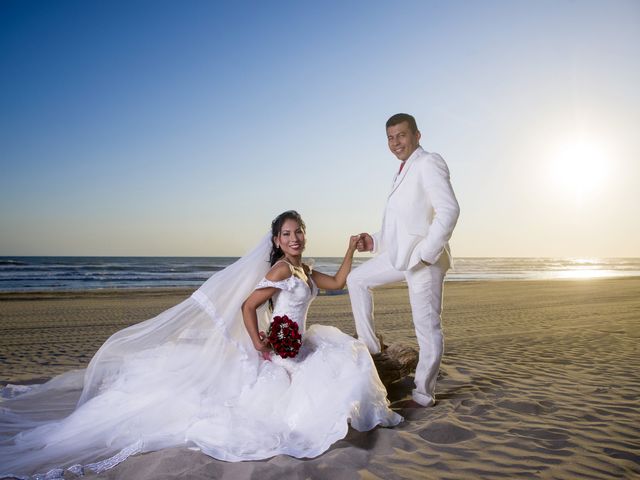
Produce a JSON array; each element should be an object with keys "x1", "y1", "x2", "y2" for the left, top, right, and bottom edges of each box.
[{"x1": 265, "y1": 262, "x2": 293, "y2": 282}]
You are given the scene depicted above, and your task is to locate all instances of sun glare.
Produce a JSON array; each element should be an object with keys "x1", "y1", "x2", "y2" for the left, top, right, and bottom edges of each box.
[{"x1": 550, "y1": 136, "x2": 609, "y2": 202}]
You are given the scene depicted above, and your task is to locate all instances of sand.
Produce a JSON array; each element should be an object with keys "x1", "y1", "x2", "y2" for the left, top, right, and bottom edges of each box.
[{"x1": 1, "y1": 278, "x2": 639, "y2": 479}]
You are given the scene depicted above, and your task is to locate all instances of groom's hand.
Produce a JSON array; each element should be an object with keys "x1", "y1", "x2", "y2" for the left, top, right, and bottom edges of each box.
[{"x1": 356, "y1": 233, "x2": 374, "y2": 252}]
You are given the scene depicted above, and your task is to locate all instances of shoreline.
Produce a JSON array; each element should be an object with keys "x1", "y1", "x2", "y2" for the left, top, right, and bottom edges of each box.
[
  {"x1": 0, "y1": 287, "x2": 195, "y2": 301},
  {"x1": 2, "y1": 274, "x2": 640, "y2": 299}
]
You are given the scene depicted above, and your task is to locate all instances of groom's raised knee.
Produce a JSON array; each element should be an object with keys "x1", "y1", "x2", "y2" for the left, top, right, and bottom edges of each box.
[{"x1": 346, "y1": 270, "x2": 362, "y2": 291}]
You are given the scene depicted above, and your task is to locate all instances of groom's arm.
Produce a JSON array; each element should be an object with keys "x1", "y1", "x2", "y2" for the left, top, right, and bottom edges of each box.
[
  {"x1": 412, "y1": 153, "x2": 460, "y2": 267},
  {"x1": 370, "y1": 232, "x2": 380, "y2": 253}
]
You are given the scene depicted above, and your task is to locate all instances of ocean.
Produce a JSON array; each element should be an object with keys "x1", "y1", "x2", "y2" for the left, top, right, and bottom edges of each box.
[{"x1": 1, "y1": 257, "x2": 639, "y2": 292}]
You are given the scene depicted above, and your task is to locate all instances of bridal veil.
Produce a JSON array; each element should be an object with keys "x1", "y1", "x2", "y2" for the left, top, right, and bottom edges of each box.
[{"x1": 0, "y1": 234, "x2": 273, "y2": 476}]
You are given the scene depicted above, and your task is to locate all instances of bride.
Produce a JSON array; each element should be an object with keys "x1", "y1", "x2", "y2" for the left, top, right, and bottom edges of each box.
[{"x1": 0, "y1": 210, "x2": 402, "y2": 478}]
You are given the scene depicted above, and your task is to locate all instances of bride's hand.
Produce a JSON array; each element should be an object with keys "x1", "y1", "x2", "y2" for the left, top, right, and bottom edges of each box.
[
  {"x1": 253, "y1": 331, "x2": 271, "y2": 353},
  {"x1": 348, "y1": 234, "x2": 361, "y2": 254}
]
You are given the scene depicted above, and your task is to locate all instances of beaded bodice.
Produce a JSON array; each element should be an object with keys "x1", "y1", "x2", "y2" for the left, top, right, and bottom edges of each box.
[{"x1": 255, "y1": 265, "x2": 317, "y2": 334}]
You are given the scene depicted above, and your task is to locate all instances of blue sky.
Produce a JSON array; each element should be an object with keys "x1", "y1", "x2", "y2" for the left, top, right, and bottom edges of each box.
[{"x1": 1, "y1": 0, "x2": 638, "y2": 257}]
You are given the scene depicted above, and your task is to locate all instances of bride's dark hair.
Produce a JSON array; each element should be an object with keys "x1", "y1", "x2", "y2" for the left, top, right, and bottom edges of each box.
[{"x1": 270, "y1": 210, "x2": 306, "y2": 267}]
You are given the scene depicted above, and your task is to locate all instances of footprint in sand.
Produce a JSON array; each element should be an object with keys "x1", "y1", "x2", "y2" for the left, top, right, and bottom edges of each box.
[
  {"x1": 603, "y1": 447, "x2": 640, "y2": 464},
  {"x1": 418, "y1": 421, "x2": 476, "y2": 444},
  {"x1": 469, "y1": 403, "x2": 493, "y2": 416},
  {"x1": 497, "y1": 400, "x2": 550, "y2": 415},
  {"x1": 508, "y1": 427, "x2": 570, "y2": 444}
]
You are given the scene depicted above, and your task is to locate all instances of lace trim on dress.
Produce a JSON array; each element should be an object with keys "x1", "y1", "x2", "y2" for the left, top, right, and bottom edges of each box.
[
  {"x1": 190, "y1": 290, "x2": 220, "y2": 319},
  {"x1": 85, "y1": 440, "x2": 143, "y2": 473},
  {"x1": 1, "y1": 473, "x2": 28, "y2": 480},
  {"x1": 0, "y1": 442, "x2": 145, "y2": 479},
  {"x1": 255, "y1": 275, "x2": 297, "y2": 291},
  {"x1": 34, "y1": 469, "x2": 63, "y2": 480},
  {"x1": 257, "y1": 259, "x2": 315, "y2": 292},
  {"x1": 0, "y1": 383, "x2": 36, "y2": 399},
  {"x1": 67, "y1": 465, "x2": 84, "y2": 476},
  {"x1": 189, "y1": 291, "x2": 250, "y2": 359}
]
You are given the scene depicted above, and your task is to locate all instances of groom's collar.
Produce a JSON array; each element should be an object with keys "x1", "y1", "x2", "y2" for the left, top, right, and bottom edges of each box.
[
  {"x1": 405, "y1": 145, "x2": 424, "y2": 164},
  {"x1": 396, "y1": 145, "x2": 423, "y2": 171},
  {"x1": 390, "y1": 146, "x2": 424, "y2": 195}
]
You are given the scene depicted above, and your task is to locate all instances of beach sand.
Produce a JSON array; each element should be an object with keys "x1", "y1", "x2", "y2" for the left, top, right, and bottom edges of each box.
[{"x1": 1, "y1": 279, "x2": 639, "y2": 479}]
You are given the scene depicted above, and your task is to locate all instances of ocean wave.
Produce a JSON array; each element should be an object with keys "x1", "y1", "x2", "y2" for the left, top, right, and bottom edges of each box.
[
  {"x1": 0, "y1": 259, "x2": 29, "y2": 266},
  {"x1": 1, "y1": 257, "x2": 639, "y2": 292}
]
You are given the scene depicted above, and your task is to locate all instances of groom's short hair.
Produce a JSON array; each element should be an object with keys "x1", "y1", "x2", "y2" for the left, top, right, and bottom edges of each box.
[{"x1": 386, "y1": 113, "x2": 418, "y2": 133}]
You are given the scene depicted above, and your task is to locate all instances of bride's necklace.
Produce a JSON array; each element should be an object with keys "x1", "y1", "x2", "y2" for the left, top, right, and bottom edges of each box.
[{"x1": 283, "y1": 256, "x2": 308, "y2": 284}]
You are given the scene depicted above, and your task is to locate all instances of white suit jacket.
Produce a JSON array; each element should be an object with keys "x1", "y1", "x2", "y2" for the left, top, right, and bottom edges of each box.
[{"x1": 372, "y1": 146, "x2": 460, "y2": 271}]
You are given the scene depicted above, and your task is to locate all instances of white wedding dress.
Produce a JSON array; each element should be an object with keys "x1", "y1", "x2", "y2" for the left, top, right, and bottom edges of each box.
[{"x1": 0, "y1": 235, "x2": 401, "y2": 479}]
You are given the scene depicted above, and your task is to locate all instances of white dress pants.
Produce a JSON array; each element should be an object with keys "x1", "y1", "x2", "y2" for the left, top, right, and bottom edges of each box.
[{"x1": 347, "y1": 252, "x2": 448, "y2": 406}]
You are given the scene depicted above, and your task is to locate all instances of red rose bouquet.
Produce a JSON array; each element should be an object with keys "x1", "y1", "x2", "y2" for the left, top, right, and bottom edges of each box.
[{"x1": 267, "y1": 315, "x2": 302, "y2": 358}]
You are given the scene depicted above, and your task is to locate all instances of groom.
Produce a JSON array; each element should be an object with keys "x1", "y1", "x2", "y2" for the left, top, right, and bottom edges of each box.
[{"x1": 347, "y1": 113, "x2": 460, "y2": 407}]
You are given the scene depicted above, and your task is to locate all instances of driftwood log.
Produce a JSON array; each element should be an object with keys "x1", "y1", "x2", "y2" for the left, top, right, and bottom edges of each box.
[{"x1": 372, "y1": 342, "x2": 419, "y2": 388}]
